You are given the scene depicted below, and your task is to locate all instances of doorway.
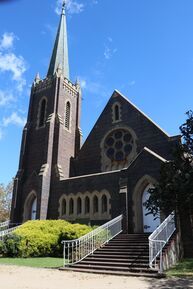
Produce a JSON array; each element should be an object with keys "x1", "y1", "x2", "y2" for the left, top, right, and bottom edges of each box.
[{"x1": 142, "y1": 185, "x2": 160, "y2": 233}]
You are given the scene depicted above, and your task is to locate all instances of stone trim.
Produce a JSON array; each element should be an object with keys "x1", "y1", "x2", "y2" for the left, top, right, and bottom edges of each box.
[
  {"x1": 58, "y1": 189, "x2": 111, "y2": 221},
  {"x1": 23, "y1": 190, "x2": 37, "y2": 222},
  {"x1": 132, "y1": 175, "x2": 157, "y2": 233}
]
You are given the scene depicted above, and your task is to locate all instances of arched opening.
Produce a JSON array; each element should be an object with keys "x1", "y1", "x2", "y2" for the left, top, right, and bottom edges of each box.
[
  {"x1": 65, "y1": 101, "x2": 71, "y2": 130},
  {"x1": 69, "y1": 198, "x2": 74, "y2": 215},
  {"x1": 31, "y1": 197, "x2": 37, "y2": 220},
  {"x1": 102, "y1": 195, "x2": 108, "y2": 213},
  {"x1": 61, "y1": 198, "x2": 66, "y2": 215},
  {"x1": 142, "y1": 185, "x2": 160, "y2": 233},
  {"x1": 114, "y1": 104, "x2": 120, "y2": 121},
  {"x1": 23, "y1": 191, "x2": 37, "y2": 222},
  {"x1": 38, "y1": 98, "x2": 47, "y2": 127},
  {"x1": 93, "y1": 195, "x2": 98, "y2": 214},
  {"x1": 77, "y1": 197, "x2": 82, "y2": 215},
  {"x1": 85, "y1": 196, "x2": 90, "y2": 214}
]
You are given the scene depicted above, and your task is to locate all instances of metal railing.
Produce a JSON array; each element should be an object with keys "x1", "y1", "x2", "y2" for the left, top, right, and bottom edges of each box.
[
  {"x1": 149, "y1": 211, "x2": 176, "y2": 273},
  {"x1": 62, "y1": 214, "x2": 123, "y2": 267},
  {"x1": 0, "y1": 220, "x2": 9, "y2": 229},
  {"x1": 0, "y1": 225, "x2": 20, "y2": 241}
]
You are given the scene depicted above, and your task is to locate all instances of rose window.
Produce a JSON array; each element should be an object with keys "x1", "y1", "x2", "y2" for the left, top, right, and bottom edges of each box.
[{"x1": 104, "y1": 129, "x2": 134, "y2": 162}]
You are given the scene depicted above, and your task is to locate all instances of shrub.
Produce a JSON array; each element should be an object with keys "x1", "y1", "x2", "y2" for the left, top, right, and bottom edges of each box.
[
  {"x1": 1, "y1": 234, "x2": 21, "y2": 257},
  {"x1": 2, "y1": 220, "x2": 93, "y2": 258}
]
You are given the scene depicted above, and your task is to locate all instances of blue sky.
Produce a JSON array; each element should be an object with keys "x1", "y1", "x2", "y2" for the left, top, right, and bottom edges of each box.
[{"x1": 0, "y1": 0, "x2": 193, "y2": 185}]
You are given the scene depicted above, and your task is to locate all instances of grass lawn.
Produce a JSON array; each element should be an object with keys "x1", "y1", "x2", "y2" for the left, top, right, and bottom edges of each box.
[
  {"x1": 0, "y1": 257, "x2": 64, "y2": 268},
  {"x1": 167, "y1": 259, "x2": 193, "y2": 277}
]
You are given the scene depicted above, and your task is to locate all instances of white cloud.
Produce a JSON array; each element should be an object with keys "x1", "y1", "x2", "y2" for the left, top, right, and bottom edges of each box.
[
  {"x1": 55, "y1": 0, "x2": 84, "y2": 15},
  {"x1": 0, "y1": 90, "x2": 14, "y2": 106},
  {"x1": 128, "y1": 80, "x2": 136, "y2": 87},
  {"x1": 78, "y1": 76, "x2": 109, "y2": 99},
  {"x1": 104, "y1": 38, "x2": 117, "y2": 60},
  {"x1": 2, "y1": 112, "x2": 26, "y2": 127},
  {"x1": 79, "y1": 78, "x2": 87, "y2": 89},
  {"x1": 0, "y1": 52, "x2": 26, "y2": 92},
  {"x1": 0, "y1": 128, "x2": 3, "y2": 140},
  {"x1": 0, "y1": 33, "x2": 16, "y2": 50}
]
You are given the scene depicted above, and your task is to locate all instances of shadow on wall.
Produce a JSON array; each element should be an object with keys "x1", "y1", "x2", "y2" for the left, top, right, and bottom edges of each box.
[{"x1": 147, "y1": 277, "x2": 193, "y2": 289}]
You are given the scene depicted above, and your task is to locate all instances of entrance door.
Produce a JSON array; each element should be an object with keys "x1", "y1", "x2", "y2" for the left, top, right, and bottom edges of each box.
[
  {"x1": 31, "y1": 198, "x2": 37, "y2": 220},
  {"x1": 142, "y1": 185, "x2": 160, "y2": 233}
]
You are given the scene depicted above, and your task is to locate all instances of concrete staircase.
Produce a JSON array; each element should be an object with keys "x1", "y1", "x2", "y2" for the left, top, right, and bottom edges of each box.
[{"x1": 61, "y1": 233, "x2": 162, "y2": 278}]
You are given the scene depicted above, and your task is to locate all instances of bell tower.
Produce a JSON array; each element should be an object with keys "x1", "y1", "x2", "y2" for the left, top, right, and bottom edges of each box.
[{"x1": 10, "y1": 2, "x2": 82, "y2": 224}]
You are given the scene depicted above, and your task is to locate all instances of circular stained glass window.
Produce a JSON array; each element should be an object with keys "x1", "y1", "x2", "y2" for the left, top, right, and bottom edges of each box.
[
  {"x1": 114, "y1": 131, "x2": 122, "y2": 139},
  {"x1": 106, "y1": 148, "x2": 115, "y2": 159},
  {"x1": 115, "y1": 141, "x2": 123, "y2": 149},
  {"x1": 104, "y1": 129, "x2": 135, "y2": 162},
  {"x1": 124, "y1": 133, "x2": 132, "y2": 142},
  {"x1": 106, "y1": 137, "x2": 114, "y2": 146},
  {"x1": 115, "y1": 151, "x2": 124, "y2": 161},
  {"x1": 124, "y1": 144, "x2": 132, "y2": 154}
]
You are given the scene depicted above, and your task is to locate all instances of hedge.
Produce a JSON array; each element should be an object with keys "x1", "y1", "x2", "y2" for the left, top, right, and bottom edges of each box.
[{"x1": 1, "y1": 220, "x2": 93, "y2": 258}]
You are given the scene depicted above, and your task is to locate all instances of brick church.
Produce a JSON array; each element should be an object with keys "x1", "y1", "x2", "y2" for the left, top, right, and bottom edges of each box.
[{"x1": 10, "y1": 3, "x2": 179, "y2": 233}]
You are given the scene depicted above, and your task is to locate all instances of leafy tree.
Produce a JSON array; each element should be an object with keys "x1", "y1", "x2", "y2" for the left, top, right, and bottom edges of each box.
[
  {"x1": 0, "y1": 181, "x2": 13, "y2": 222},
  {"x1": 146, "y1": 111, "x2": 193, "y2": 257}
]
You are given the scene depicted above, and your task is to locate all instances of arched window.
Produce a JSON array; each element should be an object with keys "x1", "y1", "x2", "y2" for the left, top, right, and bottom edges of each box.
[
  {"x1": 85, "y1": 196, "x2": 90, "y2": 214},
  {"x1": 77, "y1": 197, "x2": 82, "y2": 215},
  {"x1": 61, "y1": 198, "x2": 66, "y2": 215},
  {"x1": 102, "y1": 195, "x2": 108, "y2": 213},
  {"x1": 93, "y1": 195, "x2": 98, "y2": 213},
  {"x1": 69, "y1": 198, "x2": 74, "y2": 215},
  {"x1": 65, "y1": 101, "x2": 71, "y2": 130},
  {"x1": 38, "y1": 98, "x2": 47, "y2": 128},
  {"x1": 114, "y1": 104, "x2": 120, "y2": 121}
]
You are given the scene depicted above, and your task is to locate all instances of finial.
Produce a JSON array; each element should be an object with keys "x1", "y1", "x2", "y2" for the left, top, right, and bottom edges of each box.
[
  {"x1": 62, "y1": 0, "x2": 66, "y2": 14},
  {"x1": 34, "y1": 72, "x2": 41, "y2": 84}
]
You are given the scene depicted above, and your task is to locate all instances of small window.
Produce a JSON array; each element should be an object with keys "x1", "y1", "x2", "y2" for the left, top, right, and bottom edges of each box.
[
  {"x1": 69, "y1": 198, "x2": 74, "y2": 215},
  {"x1": 65, "y1": 101, "x2": 71, "y2": 130},
  {"x1": 77, "y1": 197, "x2": 82, "y2": 215},
  {"x1": 85, "y1": 196, "x2": 90, "y2": 214},
  {"x1": 61, "y1": 199, "x2": 66, "y2": 215},
  {"x1": 93, "y1": 196, "x2": 98, "y2": 213},
  {"x1": 114, "y1": 104, "x2": 120, "y2": 121},
  {"x1": 38, "y1": 98, "x2": 47, "y2": 128},
  {"x1": 102, "y1": 195, "x2": 108, "y2": 213}
]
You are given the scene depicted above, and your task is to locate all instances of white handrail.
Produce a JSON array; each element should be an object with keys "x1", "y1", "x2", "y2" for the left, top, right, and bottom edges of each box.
[
  {"x1": 62, "y1": 214, "x2": 123, "y2": 267},
  {"x1": 0, "y1": 220, "x2": 9, "y2": 229},
  {"x1": 0, "y1": 225, "x2": 20, "y2": 241},
  {"x1": 149, "y1": 211, "x2": 176, "y2": 273}
]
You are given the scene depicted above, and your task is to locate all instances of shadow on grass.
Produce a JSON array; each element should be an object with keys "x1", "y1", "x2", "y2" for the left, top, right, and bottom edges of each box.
[{"x1": 147, "y1": 277, "x2": 193, "y2": 289}]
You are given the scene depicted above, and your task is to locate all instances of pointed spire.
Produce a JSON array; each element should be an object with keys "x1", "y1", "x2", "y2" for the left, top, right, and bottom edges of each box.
[
  {"x1": 34, "y1": 72, "x2": 41, "y2": 84},
  {"x1": 47, "y1": 1, "x2": 69, "y2": 79}
]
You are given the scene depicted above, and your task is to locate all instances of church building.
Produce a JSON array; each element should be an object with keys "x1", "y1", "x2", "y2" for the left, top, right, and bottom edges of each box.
[{"x1": 10, "y1": 3, "x2": 179, "y2": 233}]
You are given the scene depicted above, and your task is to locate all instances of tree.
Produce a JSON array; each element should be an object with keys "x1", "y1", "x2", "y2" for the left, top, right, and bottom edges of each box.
[
  {"x1": 0, "y1": 181, "x2": 13, "y2": 222},
  {"x1": 146, "y1": 110, "x2": 193, "y2": 257}
]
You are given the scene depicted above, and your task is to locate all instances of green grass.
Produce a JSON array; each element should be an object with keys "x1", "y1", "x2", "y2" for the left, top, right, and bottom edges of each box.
[
  {"x1": 0, "y1": 257, "x2": 64, "y2": 268},
  {"x1": 167, "y1": 259, "x2": 193, "y2": 277}
]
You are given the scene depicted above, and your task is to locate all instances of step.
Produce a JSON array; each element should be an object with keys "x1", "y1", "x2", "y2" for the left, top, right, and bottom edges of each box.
[
  {"x1": 60, "y1": 267, "x2": 164, "y2": 278},
  {"x1": 94, "y1": 251, "x2": 149, "y2": 257},
  {"x1": 79, "y1": 260, "x2": 149, "y2": 268},
  {"x1": 104, "y1": 244, "x2": 149, "y2": 248},
  {"x1": 88, "y1": 254, "x2": 149, "y2": 260},
  {"x1": 85, "y1": 257, "x2": 149, "y2": 263},
  {"x1": 71, "y1": 263, "x2": 157, "y2": 274},
  {"x1": 98, "y1": 247, "x2": 149, "y2": 253}
]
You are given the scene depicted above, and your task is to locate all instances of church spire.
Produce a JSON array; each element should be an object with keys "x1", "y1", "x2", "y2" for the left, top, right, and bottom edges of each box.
[{"x1": 47, "y1": 1, "x2": 69, "y2": 79}]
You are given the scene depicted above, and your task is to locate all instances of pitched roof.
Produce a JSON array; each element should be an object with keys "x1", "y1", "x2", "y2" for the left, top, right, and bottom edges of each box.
[{"x1": 113, "y1": 89, "x2": 171, "y2": 137}]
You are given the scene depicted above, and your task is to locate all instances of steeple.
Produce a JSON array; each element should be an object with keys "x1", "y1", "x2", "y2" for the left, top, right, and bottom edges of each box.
[{"x1": 47, "y1": 1, "x2": 69, "y2": 79}]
